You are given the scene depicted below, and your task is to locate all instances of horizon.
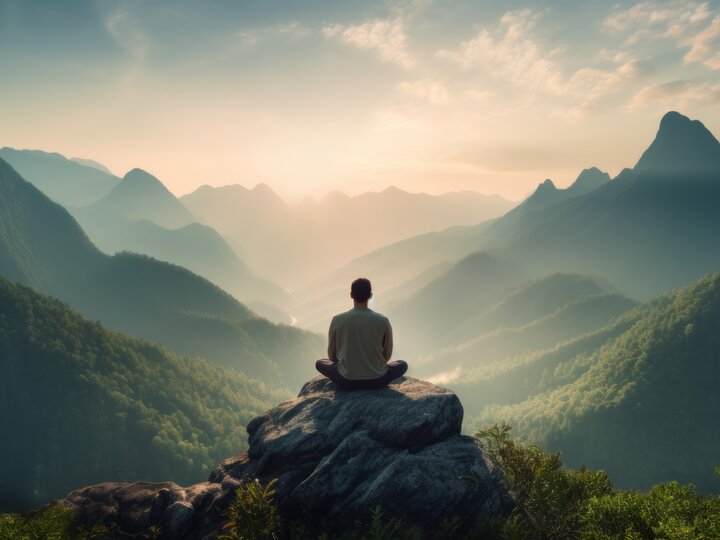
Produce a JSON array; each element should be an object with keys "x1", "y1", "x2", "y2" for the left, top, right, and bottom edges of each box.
[{"x1": 2, "y1": 1, "x2": 720, "y2": 200}]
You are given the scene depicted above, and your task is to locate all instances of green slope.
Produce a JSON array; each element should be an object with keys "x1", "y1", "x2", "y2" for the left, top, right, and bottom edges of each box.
[
  {"x1": 388, "y1": 252, "x2": 527, "y2": 356},
  {"x1": 474, "y1": 273, "x2": 720, "y2": 492},
  {"x1": 439, "y1": 273, "x2": 611, "y2": 347},
  {"x1": 0, "y1": 276, "x2": 288, "y2": 512},
  {"x1": 419, "y1": 291, "x2": 636, "y2": 379}
]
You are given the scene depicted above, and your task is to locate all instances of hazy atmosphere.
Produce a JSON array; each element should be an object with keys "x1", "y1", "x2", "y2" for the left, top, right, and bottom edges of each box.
[
  {"x1": 1, "y1": 1, "x2": 720, "y2": 538},
  {"x1": 3, "y1": 0, "x2": 720, "y2": 199}
]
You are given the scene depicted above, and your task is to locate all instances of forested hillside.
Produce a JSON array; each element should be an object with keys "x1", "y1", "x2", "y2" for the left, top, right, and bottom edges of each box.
[
  {"x1": 0, "y1": 276, "x2": 288, "y2": 512},
  {"x1": 470, "y1": 273, "x2": 720, "y2": 492}
]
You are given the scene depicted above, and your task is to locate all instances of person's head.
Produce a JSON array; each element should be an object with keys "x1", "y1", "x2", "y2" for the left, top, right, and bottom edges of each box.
[{"x1": 350, "y1": 278, "x2": 372, "y2": 304}]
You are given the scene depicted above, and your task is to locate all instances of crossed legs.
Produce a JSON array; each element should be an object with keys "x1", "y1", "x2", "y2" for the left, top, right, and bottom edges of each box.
[{"x1": 315, "y1": 359, "x2": 408, "y2": 390}]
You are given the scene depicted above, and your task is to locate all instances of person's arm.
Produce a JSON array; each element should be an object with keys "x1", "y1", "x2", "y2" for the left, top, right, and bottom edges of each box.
[
  {"x1": 328, "y1": 317, "x2": 338, "y2": 363},
  {"x1": 382, "y1": 319, "x2": 393, "y2": 361}
]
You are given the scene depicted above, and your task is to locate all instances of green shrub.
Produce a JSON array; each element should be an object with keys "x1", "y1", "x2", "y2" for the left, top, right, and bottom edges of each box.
[
  {"x1": 477, "y1": 423, "x2": 720, "y2": 540},
  {"x1": 0, "y1": 506, "x2": 75, "y2": 540},
  {"x1": 220, "y1": 478, "x2": 280, "y2": 540}
]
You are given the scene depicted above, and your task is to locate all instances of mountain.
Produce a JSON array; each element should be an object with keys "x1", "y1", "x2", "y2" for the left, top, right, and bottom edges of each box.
[
  {"x1": 70, "y1": 211, "x2": 293, "y2": 321},
  {"x1": 0, "y1": 275, "x2": 286, "y2": 512},
  {"x1": 386, "y1": 252, "x2": 528, "y2": 358},
  {"x1": 635, "y1": 110, "x2": 720, "y2": 174},
  {"x1": 0, "y1": 158, "x2": 322, "y2": 387},
  {"x1": 85, "y1": 168, "x2": 195, "y2": 229},
  {"x1": 471, "y1": 272, "x2": 720, "y2": 492},
  {"x1": 437, "y1": 273, "x2": 621, "y2": 347},
  {"x1": 0, "y1": 147, "x2": 119, "y2": 207},
  {"x1": 70, "y1": 157, "x2": 113, "y2": 174},
  {"x1": 292, "y1": 221, "x2": 495, "y2": 331},
  {"x1": 51, "y1": 166, "x2": 292, "y2": 318},
  {"x1": 419, "y1": 291, "x2": 636, "y2": 381},
  {"x1": 475, "y1": 111, "x2": 720, "y2": 299},
  {"x1": 182, "y1": 183, "x2": 514, "y2": 288},
  {"x1": 292, "y1": 168, "x2": 611, "y2": 328}
]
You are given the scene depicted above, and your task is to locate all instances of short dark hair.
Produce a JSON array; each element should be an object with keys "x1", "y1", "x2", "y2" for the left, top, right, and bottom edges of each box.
[{"x1": 351, "y1": 278, "x2": 372, "y2": 303}]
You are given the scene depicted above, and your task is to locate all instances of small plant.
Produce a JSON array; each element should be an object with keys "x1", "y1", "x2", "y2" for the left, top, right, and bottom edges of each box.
[
  {"x1": 366, "y1": 506, "x2": 406, "y2": 540},
  {"x1": 0, "y1": 505, "x2": 75, "y2": 540},
  {"x1": 220, "y1": 478, "x2": 280, "y2": 540}
]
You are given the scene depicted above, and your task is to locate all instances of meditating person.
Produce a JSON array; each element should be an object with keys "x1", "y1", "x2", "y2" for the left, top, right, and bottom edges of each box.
[{"x1": 316, "y1": 277, "x2": 408, "y2": 390}]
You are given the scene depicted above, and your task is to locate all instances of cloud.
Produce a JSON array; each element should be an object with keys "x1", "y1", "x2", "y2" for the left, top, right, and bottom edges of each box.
[
  {"x1": 436, "y1": 9, "x2": 644, "y2": 113},
  {"x1": 605, "y1": 2, "x2": 720, "y2": 70},
  {"x1": 627, "y1": 80, "x2": 720, "y2": 110},
  {"x1": 566, "y1": 59, "x2": 648, "y2": 102},
  {"x1": 436, "y1": 9, "x2": 565, "y2": 94},
  {"x1": 323, "y1": 18, "x2": 415, "y2": 69},
  {"x1": 237, "y1": 22, "x2": 310, "y2": 48},
  {"x1": 396, "y1": 79, "x2": 450, "y2": 103},
  {"x1": 102, "y1": 6, "x2": 150, "y2": 87}
]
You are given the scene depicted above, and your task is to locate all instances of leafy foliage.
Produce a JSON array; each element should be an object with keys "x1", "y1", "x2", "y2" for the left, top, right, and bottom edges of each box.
[
  {"x1": 477, "y1": 423, "x2": 720, "y2": 539},
  {"x1": 221, "y1": 479, "x2": 280, "y2": 540},
  {"x1": 0, "y1": 506, "x2": 76, "y2": 540}
]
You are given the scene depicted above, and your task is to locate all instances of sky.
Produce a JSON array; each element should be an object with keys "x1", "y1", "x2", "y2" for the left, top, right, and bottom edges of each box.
[{"x1": 1, "y1": 0, "x2": 719, "y2": 201}]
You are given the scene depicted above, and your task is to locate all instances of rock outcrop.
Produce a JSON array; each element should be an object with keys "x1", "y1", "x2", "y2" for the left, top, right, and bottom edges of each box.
[{"x1": 62, "y1": 376, "x2": 513, "y2": 538}]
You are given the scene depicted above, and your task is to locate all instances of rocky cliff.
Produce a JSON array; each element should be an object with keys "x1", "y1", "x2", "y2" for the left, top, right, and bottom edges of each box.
[{"x1": 62, "y1": 376, "x2": 514, "y2": 538}]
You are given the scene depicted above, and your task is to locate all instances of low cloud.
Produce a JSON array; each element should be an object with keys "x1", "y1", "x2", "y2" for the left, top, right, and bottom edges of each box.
[
  {"x1": 605, "y1": 1, "x2": 720, "y2": 70},
  {"x1": 436, "y1": 9, "x2": 645, "y2": 117},
  {"x1": 436, "y1": 9, "x2": 565, "y2": 94},
  {"x1": 237, "y1": 22, "x2": 310, "y2": 48},
  {"x1": 323, "y1": 18, "x2": 415, "y2": 69},
  {"x1": 628, "y1": 80, "x2": 720, "y2": 110}
]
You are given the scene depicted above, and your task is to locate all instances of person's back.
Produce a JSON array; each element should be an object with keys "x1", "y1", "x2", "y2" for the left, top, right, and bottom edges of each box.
[
  {"x1": 316, "y1": 278, "x2": 407, "y2": 390},
  {"x1": 329, "y1": 307, "x2": 392, "y2": 380}
]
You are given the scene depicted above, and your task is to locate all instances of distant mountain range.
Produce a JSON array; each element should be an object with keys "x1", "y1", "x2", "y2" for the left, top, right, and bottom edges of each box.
[
  {"x1": 0, "y1": 147, "x2": 119, "y2": 207},
  {"x1": 71, "y1": 168, "x2": 292, "y2": 319},
  {"x1": 86, "y1": 168, "x2": 196, "y2": 229},
  {"x1": 181, "y1": 183, "x2": 514, "y2": 288},
  {"x1": 478, "y1": 111, "x2": 720, "y2": 299},
  {"x1": 302, "y1": 111, "x2": 720, "y2": 327},
  {"x1": 0, "y1": 157, "x2": 322, "y2": 387},
  {"x1": 2, "y1": 151, "x2": 293, "y2": 319}
]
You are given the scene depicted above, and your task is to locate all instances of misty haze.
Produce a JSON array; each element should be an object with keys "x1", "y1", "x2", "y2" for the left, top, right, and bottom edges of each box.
[{"x1": 1, "y1": 1, "x2": 720, "y2": 538}]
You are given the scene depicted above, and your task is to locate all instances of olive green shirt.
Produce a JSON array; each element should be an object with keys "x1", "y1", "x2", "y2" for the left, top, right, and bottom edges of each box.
[{"x1": 328, "y1": 307, "x2": 393, "y2": 380}]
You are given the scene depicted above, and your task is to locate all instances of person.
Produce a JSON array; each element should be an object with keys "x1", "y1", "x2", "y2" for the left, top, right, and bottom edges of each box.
[{"x1": 315, "y1": 277, "x2": 408, "y2": 390}]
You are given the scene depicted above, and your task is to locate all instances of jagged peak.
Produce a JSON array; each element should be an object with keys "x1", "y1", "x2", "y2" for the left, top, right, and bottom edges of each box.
[
  {"x1": 569, "y1": 167, "x2": 610, "y2": 194},
  {"x1": 635, "y1": 111, "x2": 720, "y2": 174},
  {"x1": 535, "y1": 178, "x2": 557, "y2": 193}
]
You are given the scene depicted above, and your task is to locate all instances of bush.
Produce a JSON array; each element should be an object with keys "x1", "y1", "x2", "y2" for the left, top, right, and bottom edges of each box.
[
  {"x1": 220, "y1": 478, "x2": 280, "y2": 540},
  {"x1": 477, "y1": 423, "x2": 720, "y2": 540}
]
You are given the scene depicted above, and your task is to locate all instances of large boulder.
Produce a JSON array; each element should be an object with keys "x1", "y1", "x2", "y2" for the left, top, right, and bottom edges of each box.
[{"x1": 62, "y1": 376, "x2": 513, "y2": 537}]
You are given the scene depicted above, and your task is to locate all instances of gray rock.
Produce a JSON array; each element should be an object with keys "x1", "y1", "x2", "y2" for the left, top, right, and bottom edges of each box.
[{"x1": 61, "y1": 376, "x2": 513, "y2": 538}]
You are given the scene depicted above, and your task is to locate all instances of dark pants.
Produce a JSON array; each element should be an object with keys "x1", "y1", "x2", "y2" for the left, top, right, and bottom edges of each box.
[{"x1": 315, "y1": 359, "x2": 408, "y2": 390}]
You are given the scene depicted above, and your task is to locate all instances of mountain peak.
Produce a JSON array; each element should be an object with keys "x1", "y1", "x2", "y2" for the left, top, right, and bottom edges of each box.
[
  {"x1": 568, "y1": 167, "x2": 610, "y2": 196},
  {"x1": 122, "y1": 168, "x2": 167, "y2": 190},
  {"x1": 635, "y1": 111, "x2": 720, "y2": 174},
  {"x1": 91, "y1": 168, "x2": 194, "y2": 228},
  {"x1": 535, "y1": 178, "x2": 557, "y2": 194}
]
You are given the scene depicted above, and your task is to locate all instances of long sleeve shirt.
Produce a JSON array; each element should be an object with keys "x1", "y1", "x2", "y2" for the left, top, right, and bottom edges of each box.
[{"x1": 327, "y1": 307, "x2": 393, "y2": 380}]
